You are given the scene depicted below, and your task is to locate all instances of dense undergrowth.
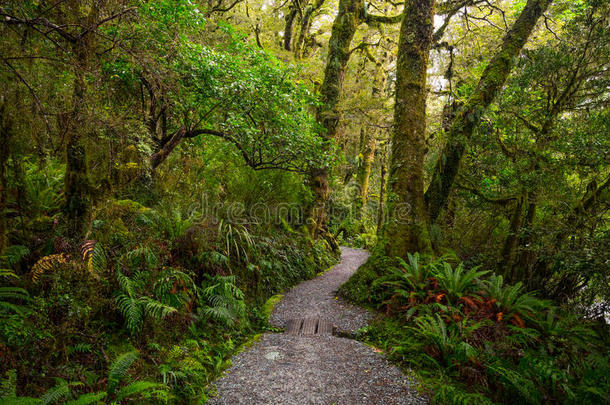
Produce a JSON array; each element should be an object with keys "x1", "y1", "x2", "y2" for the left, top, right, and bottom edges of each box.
[
  {"x1": 341, "y1": 252, "x2": 610, "y2": 405},
  {"x1": 0, "y1": 159, "x2": 336, "y2": 404}
]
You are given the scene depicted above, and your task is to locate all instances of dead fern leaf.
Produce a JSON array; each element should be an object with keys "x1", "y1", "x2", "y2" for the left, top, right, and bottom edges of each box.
[
  {"x1": 31, "y1": 254, "x2": 67, "y2": 282},
  {"x1": 81, "y1": 240, "x2": 106, "y2": 277}
]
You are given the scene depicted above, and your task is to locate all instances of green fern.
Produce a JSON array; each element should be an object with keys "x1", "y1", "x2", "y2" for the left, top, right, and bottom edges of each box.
[
  {"x1": 0, "y1": 270, "x2": 30, "y2": 315},
  {"x1": 64, "y1": 392, "x2": 106, "y2": 405},
  {"x1": 0, "y1": 245, "x2": 30, "y2": 268},
  {"x1": 140, "y1": 296, "x2": 178, "y2": 319},
  {"x1": 198, "y1": 275, "x2": 246, "y2": 327},
  {"x1": 40, "y1": 379, "x2": 81, "y2": 405},
  {"x1": 80, "y1": 241, "x2": 106, "y2": 276},
  {"x1": 115, "y1": 271, "x2": 178, "y2": 335},
  {"x1": 433, "y1": 384, "x2": 494, "y2": 405},
  {"x1": 432, "y1": 262, "x2": 489, "y2": 304},
  {"x1": 107, "y1": 351, "x2": 139, "y2": 395},
  {"x1": 125, "y1": 246, "x2": 158, "y2": 269},
  {"x1": 115, "y1": 381, "x2": 166, "y2": 402},
  {"x1": 115, "y1": 290, "x2": 143, "y2": 335},
  {"x1": 481, "y1": 274, "x2": 547, "y2": 318}
]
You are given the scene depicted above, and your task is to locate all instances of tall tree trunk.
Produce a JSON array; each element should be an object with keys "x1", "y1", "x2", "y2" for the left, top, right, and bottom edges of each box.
[
  {"x1": 64, "y1": 2, "x2": 98, "y2": 236},
  {"x1": 354, "y1": 127, "x2": 376, "y2": 228},
  {"x1": 425, "y1": 0, "x2": 552, "y2": 222},
  {"x1": 514, "y1": 198, "x2": 537, "y2": 280},
  {"x1": 380, "y1": 0, "x2": 435, "y2": 257},
  {"x1": 377, "y1": 153, "x2": 387, "y2": 236},
  {"x1": 309, "y1": 0, "x2": 363, "y2": 239},
  {"x1": 283, "y1": 3, "x2": 299, "y2": 51},
  {"x1": 500, "y1": 194, "x2": 525, "y2": 274},
  {"x1": 0, "y1": 103, "x2": 12, "y2": 253},
  {"x1": 294, "y1": 0, "x2": 325, "y2": 58}
]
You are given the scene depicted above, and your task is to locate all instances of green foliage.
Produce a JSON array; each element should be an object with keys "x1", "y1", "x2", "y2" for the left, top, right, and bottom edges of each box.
[
  {"x1": 115, "y1": 271, "x2": 178, "y2": 335},
  {"x1": 0, "y1": 269, "x2": 30, "y2": 315},
  {"x1": 158, "y1": 339, "x2": 231, "y2": 402},
  {"x1": 480, "y1": 274, "x2": 547, "y2": 319},
  {"x1": 217, "y1": 219, "x2": 255, "y2": 266},
  {"x1": 349, "y1": 253, "x2": 610, "y2": 404},
  {"x1": 432, "y1": 384, "x2": 495, "y2": 405},
  {"x1": 431, "y1": 262, "x2": 489, "y2": 305},
  {"x1": 198, "y1": 275, "x2": 246, "y2": 328}
]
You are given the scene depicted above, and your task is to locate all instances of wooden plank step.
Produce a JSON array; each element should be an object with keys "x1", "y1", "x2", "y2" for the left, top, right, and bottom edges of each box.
[
  {"x1": 284, "y1": 318, "x2": 335, "y2": 336},
  {"x1": 285, "y1": 318, "x2": 304, "y2": 335},
  {"x1": 301, "y1": 318, "x2": 317, "y2": 335},
  {"x1": 316, "y1": 319, "x2": 334, "y2": 335}
]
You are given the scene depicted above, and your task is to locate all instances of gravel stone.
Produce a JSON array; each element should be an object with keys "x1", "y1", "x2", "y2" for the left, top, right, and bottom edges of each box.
[{"x1": 208, "y1": 247, "x2": 428, "y2": 404}]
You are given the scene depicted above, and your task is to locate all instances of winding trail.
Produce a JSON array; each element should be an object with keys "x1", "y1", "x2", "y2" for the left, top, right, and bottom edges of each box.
[{"x1": 208, "y1": 247, "x2": 426, "y2": 404}]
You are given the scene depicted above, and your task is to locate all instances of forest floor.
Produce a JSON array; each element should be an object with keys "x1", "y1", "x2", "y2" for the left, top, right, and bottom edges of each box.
[{"x1": 208, "y1": 247, "x2": 427, "y2": 404}]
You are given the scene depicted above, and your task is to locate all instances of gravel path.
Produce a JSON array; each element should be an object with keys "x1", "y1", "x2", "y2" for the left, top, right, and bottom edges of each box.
[
  {"x1": 208, "y1": 247, "x2": 427, "y2": 405},
  {"x1": 270, "y1": 246, "x2": 371, "y2": 333}
]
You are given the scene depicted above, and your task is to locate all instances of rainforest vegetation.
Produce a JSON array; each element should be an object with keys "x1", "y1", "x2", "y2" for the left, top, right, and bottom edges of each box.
[{"x1": 0, "y1": 0, "x2": 608, "y2": 403}]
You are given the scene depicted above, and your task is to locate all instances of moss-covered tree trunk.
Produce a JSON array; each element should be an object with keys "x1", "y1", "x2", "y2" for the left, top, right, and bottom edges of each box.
[
  {"x1": 425, "y1": 0, "x2": 552, "y2": 222},
  {"x1": 379, "y1": 0, "x2": 435, "y2": 256},
  {"x1": 0, "y1": 103, "x2": 11, "y2": 253},
  {"x1": 500, "y1": 194, "x2": 525, "y2": 273},
  {"x1": 376, "y1": 152, "x2": 387, "y2": 236},
  {"x1": 64, "y1": 2, "x2": 98, "y2": 236},
  {"x1": 294, "y1": 0, "x2": 325, "y2": 59},
  {"x1": 354, "y1": 127, "x2": 376, "y2": 228},
  {"x1": 309, "y1": 0, "x2": 363, "y2": 240},
  {"x1": 283, "y1": 3, "x2": 299, "y2": 51}
]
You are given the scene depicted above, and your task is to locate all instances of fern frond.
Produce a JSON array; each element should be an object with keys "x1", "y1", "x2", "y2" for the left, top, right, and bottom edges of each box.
[
  {"x1": 81, "y1": 241, "x2": 106, "y2": 276},
  {"x1": 115, "y1": 292, "x2": 143, "y2": 335},
  {"x1": 107, "y1": 351, "x2": 139, "y2": 395},
  {"x1": 140, "y1": 297, "x2": 177, "y2": 319},
  {"x1": 40, "y1": 379, "x2": 81, "y2": 405},
  {"x1": 31, "y1": 254, "x2": 67, "y2": 283},
  {"x1": 64, "y1": 392, "x2": 106, "y2": 405},
  {"x1": 115, "y1": 381, "x2": 165, "y2": 402},
  {"x1": 0, "y1": 245, "x2": 30, "y2": 267}
]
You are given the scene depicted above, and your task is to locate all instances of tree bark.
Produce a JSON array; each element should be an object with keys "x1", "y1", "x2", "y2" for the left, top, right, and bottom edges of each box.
[
  {"x1": 376, "y1": 153, "x2": 387, "y2": 236},
  {"x1": 500, "y1": 194, "x2": 525, "y2": 274},
  {"x1": 0, "y1": 103, "x2": 12, "y2": 253},
  {"x1": 425, "y1": 0, "x2": 552, "y2": 222},
  {"x1": 64, "y1": 1, "x2": 98, "y2": 236},
  {"x1": 354, "y1": 127, "x2": 376, "y2": 228},
  {"x1": 150, "y1": 128, "x2": 188, "y2": 169},
  {"x1": 283, "y1": 3, "x2": 299, "y2": 51},
  {"x1": 380, "y1": 0, "x2": 435, "y2": 257},
  {"x1": 294, "y1": 0, "x2": 325, "y2": 59},
  {"x1": 309, "y1": 0, "x2": 364, "y2": 238}
]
